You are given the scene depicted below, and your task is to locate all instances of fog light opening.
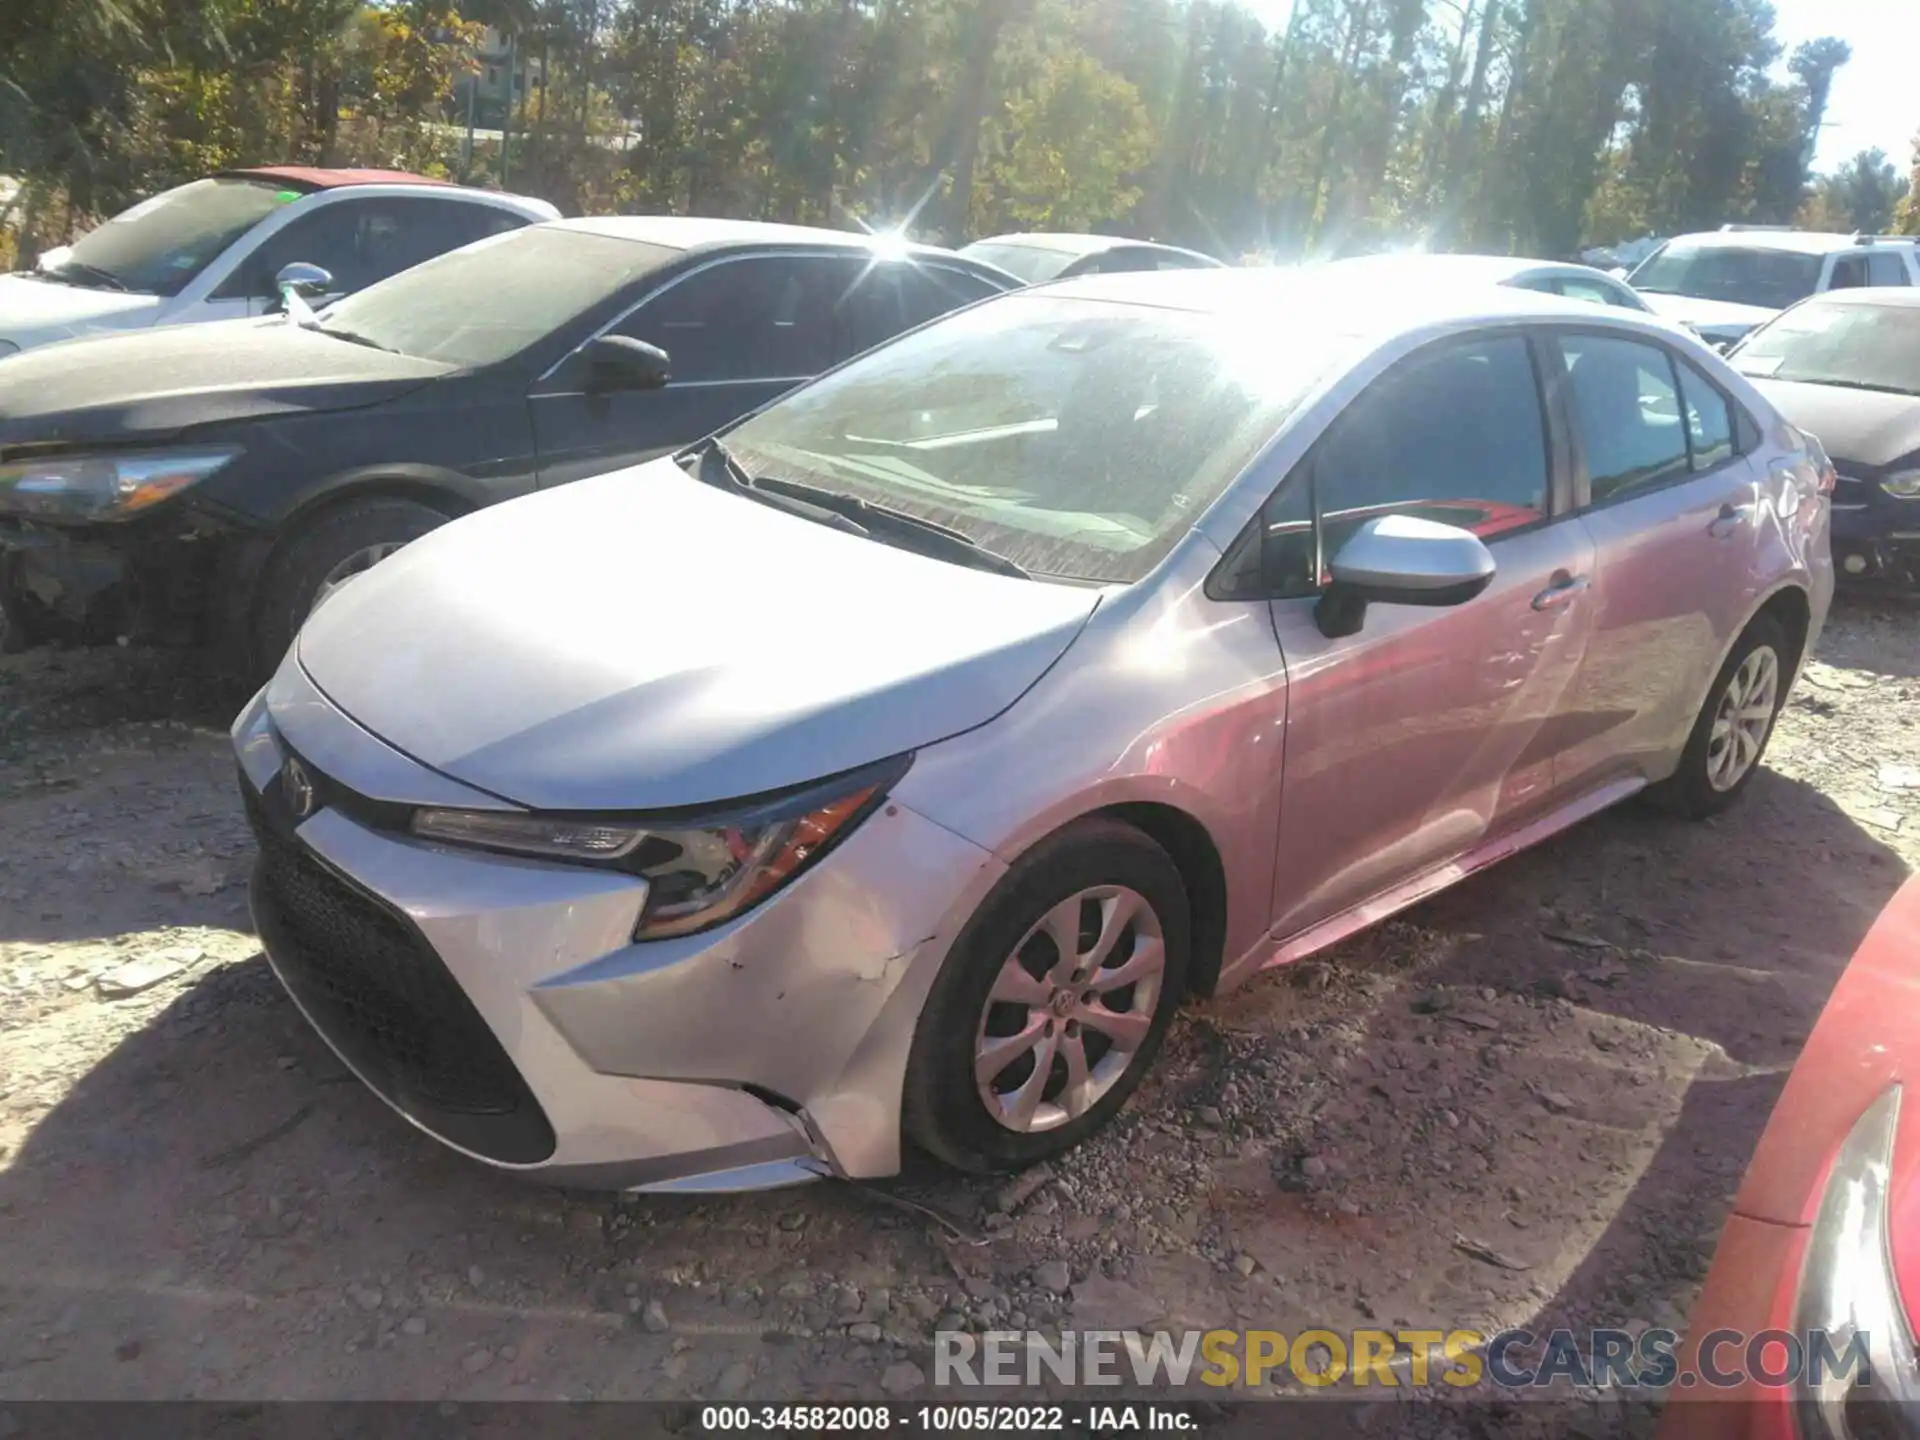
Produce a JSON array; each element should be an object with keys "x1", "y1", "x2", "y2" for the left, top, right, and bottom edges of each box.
[{"x1": 1843, "y1": 553, "x2": 1870, "y2": 576}]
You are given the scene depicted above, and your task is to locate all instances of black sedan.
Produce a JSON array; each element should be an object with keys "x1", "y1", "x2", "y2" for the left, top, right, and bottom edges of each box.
[
  {"x1": 0, "y1": 217, "x2": 1018, "y2": 676},
  {"x1": 1727, "y1": 288, "x2": 1920, "y2": 592}
]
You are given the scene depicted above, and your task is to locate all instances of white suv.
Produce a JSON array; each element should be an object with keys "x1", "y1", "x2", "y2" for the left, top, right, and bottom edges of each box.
[
  {"x1": 0, "y1": 167, "x2": 558, "y2": 357},
  {"x1": 1627, "y1": 227, "x2": 1920, "y2": 348}
]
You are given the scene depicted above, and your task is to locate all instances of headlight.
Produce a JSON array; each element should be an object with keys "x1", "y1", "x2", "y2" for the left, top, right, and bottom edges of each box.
[
  {"x1": 0, "y1": 447, "x2": 241, "y2": 522},
  {"x1": 410, "y1": 753, "x2": 911, "y2": 940},
  {"x1": 1794, "y1": 1085, "x2": 1918, "y2": 1435},
  {"x1": 1882, "y1": 470, "x2": 1920, "y2": 501}
]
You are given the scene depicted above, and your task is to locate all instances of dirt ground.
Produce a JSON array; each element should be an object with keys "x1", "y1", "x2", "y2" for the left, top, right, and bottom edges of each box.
[{"x1": 0, "y1": 597, "x2": 1915, "y2": 1431}]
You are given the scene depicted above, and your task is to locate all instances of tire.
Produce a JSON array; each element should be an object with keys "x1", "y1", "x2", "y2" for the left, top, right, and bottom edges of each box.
[
  {"x1": 250, "y1": 497, "x2": 450, "y2": 679},
  {"x1": 1652, "y1": 612, "x2": 1791, "y2": 820},
  {"x1": 903, "y1": 818, "x2": 1191, "y2": 1174}
]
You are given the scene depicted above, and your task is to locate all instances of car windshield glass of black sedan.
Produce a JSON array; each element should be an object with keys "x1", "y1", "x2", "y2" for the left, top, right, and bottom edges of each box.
[
  {"x1": 315, "y1": 227, "x2": 680, "y2": 368},
  {"x1": 1629, "y1": 244, "x2": 1823, "y2": 310},
  {"x1": 61, "y1": 177, "x2": 291, "y2": 296},
  {"x1": 722, "y1": 293, "x2": 1349, "y2": 583},
  {"x1": 1733, "y1": 301, "x2": 1920, "y2": 397}
]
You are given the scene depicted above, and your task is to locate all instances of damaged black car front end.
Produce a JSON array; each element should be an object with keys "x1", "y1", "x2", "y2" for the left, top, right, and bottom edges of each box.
[{"x1": 0, "y1": 318, "x2": 454, "y2": 658}]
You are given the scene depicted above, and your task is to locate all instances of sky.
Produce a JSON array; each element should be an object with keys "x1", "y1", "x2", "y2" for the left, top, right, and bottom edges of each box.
[
  {"x1": 1233, "y1": 0, "x2": 1919, "y2": 179},
  {"x1": 1771, "y1": 0, "x2": 1920, "y2": 174}
]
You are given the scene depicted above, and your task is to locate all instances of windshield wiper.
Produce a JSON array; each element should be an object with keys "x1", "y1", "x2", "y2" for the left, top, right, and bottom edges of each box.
[
  {"x1": 687, "y1": 437, "x2": 1029, "y2": 579},
  {"x1": 46, "y1": 261, "x2": 128, "y2": 292},
  {"x1": 1788, "y1": 377, "x2": 1920, "y2": 398},
  {"x1": 752, "y1": 474, "x2": 1033, "y2": 580},
  {"x1": 315, "y1": 325, "x2": 395, "y2": 353},
  {"x1": 690, "y1": 436, "x2": 872, "y2": 540}
]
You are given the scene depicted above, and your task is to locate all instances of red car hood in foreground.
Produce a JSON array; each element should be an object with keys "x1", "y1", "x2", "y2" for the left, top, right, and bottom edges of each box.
[
  {"x1": 1730, "y1": 875, "x2": 1920, "y2": 1247},
  {"x1": 1662, "y1": 874, "x2": 1920, "y2": 1436}
]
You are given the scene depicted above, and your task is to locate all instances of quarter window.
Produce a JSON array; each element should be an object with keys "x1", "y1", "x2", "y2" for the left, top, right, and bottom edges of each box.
[
  {"x1": 1264, "y1": 335, "x2": 1551, "y2": 595},
  {"x1": 1866, "y1": 252, "x2": 1911, "y2": 287},
  {"x1": 1675, "y1": 356, "x2": 1736, "y2": 471},
  {"x1": 1561, "y1": 336, "x2": 1692, "y2": 504}
]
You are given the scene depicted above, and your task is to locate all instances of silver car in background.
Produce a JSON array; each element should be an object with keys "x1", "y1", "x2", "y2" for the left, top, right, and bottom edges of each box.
[{"x1": 232, "y1": 268, "x2": 1833, "y2": 1192}]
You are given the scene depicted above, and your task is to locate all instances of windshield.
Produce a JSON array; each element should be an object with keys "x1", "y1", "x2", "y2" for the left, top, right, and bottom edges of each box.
[
  {"x1": 58, "y1": 177, "x2": 292, "y2": 296},
  {"x1": 1731, "y1": 300, "x2": 1920, "y2": 397},
  {"x1": 721, "y1": 293, "x2": 1350, "y2": 584},
  {"x1": 1628, "y1": 244, "x2": 1822, "y2": 310},
  {"x1": 316, "y1": 226, "x2": 678, "y2": 368},
  {"x1": 960, "y1": 242, "x2": 1075, "y2": 285}
]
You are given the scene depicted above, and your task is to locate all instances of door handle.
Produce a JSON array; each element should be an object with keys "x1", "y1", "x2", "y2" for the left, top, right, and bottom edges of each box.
[
  {"x1": 1531, "y1": 573, "x2": 1590, "y2": 611},
  {"x1": 1708, "y1": 502, "x2": 1755, "y2": 539}
]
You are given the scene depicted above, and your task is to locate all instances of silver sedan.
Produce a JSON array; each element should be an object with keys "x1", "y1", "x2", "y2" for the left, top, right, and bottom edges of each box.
[{"x1": 233, "y1": 267, "x2": 1834, "y2": 1192}]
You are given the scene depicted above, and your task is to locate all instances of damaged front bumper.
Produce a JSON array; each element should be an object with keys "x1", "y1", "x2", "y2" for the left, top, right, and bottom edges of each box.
[
  {"x1": 232, "y1": 656, "x2": 1004, "y2": 1191},
  {"x1": 0, "y1": 506, "x2": 258, "y2": 648}
]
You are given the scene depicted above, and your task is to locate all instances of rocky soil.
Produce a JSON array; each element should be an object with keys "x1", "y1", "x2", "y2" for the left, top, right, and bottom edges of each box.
[{"x1": 0, "y1": 597, "x2": 1915, "y2": 1437}]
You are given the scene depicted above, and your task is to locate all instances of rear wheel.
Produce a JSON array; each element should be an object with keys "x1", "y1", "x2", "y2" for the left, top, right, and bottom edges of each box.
[
  {"x1": 250, "y1": 497, "x2": 450, "y2": 679},
  {"x1": 1653, "y1": 613, "x2": 1789, "y2": 819},
  {"x1": 903, "y1": 819, "x2": 1190, "y2": 1174}
]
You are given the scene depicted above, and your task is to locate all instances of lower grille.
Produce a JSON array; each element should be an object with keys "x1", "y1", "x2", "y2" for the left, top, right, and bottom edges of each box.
[{"x1": 246, "y1": 792, "x2": 556, "y2": 1164}]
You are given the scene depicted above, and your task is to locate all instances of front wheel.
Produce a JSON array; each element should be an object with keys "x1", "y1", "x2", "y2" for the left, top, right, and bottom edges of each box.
[
  {"x1": 250, "y1": 497, "x2": 451, "y2": 680},
  {"x1": 1653, "y1": 613, "x2": 1790, "y2": 819},
  {"x1": 903, "y1": 818, "x2": 1190, "y2": 1174}
]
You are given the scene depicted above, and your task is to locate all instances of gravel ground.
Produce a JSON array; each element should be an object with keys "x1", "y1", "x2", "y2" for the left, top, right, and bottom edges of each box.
[{"x1": 0, "y1": 597, "x2": 1915, "y2": 1436}]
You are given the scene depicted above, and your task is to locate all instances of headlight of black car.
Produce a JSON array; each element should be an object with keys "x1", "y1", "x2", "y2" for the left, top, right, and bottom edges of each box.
[
  {"x1": 0, "y1": 448, "x2": 241, "y2": 522},
  {"x1": 408, "y1": 754, "x2": 912, "y2": 940}
]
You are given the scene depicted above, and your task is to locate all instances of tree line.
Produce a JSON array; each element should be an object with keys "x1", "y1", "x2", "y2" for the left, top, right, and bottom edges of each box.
[{"x1": 2, "y1": 0, "x2": 1916, "y2": 267}]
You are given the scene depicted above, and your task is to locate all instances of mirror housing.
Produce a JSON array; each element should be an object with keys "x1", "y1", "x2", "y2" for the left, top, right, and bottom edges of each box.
[
  {"x1": 1607, "y1": 265, "x2": 1631, "y2": 280},
  {"x1": 276, "y1": 261, "x2": 333, "y2": 299},
  {"x1": 580, "y1": 335, "x2": 672, "y2": 393},
  {"x1": 1313, "y1": 514, "x2": 1497, "y2": 639}
]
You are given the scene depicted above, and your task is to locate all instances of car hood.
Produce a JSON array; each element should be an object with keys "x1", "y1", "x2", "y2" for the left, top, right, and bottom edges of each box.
[
  {"x1": 1638, "y1": 292, "x2": 1778, "y2": 334},
  {"x1": 295, "y1": 458, "x2": 1105, "y2": 811},
  {"x1": 1745, "y1": 377, "x2": 1920, "y2": 471},
  {"x1": 0, "y1": 272, "x2": 165, "y2": 343},
  {"x1": 1730, "y1": 876, "x2": 1920, "y2": 1233},
  {"x1": 0, "y1": 318, "x2": 451, "y2": 449}
]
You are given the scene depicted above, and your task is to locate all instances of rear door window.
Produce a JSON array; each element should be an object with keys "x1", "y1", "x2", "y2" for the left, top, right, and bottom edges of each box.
[
  {"x1": 832, "y1": 260, "x2": 1004, "y2": 360},
  {"x1": 1828, "y1": 254, "x2": 1871, "y2": 290},
  {"x1": 1560, "y1": 336, "x2": 1692, "y2": 503},
  {"x1": 615, "y1": 255, "x2": 840, "y2": 382}
]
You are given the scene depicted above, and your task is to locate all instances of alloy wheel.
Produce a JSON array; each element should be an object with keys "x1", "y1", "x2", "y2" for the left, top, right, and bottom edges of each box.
[
  {"x1": 972, "y1": 885, "x2": 1166, "y2": 1134},
  {"x1": 309, "y1": 542, "x2": 406, "y2": 616},
  {"x1": 1706, "y1": 644, "x2": 1780, "y2": 792}
]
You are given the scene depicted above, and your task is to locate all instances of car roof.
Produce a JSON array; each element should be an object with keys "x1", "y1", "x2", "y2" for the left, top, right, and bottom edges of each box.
[
  {"x1": 1660, "y1": 229, "x2": 1873, "y2": 255},
  {"x1": 550, "y1": 214, "x2": 977, "y2": 261},
  {"x1": 967, "y1": 232, "x2": 1215, "y2": 262},
  {"x1": 218, "y1": 166, "x2": 457, "y2": 191},
  {"x1": 1032, "y1": 264, "x2": 1689, "y2": 342}
]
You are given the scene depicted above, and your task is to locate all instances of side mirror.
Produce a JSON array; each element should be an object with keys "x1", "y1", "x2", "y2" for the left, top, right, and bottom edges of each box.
[
  {"x1": 1607, "y1": 266, "x2": 1630, "y2": 280},
  {"x1": 1313, "y1": 514, "x2": 1496, "y2": 639},
  {"x1": 276, "y1": 262, "x2": 333, "y2": 300},
  {"x1": 580, "y1": 334, "x2": 671, "y2": 393},
  {"x1": 269, "y1": 262, "x2": 334, "y2": 317}
]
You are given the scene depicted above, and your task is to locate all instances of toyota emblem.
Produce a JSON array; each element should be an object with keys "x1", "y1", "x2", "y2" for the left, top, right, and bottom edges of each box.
[{"x1": 284, "y1": 757, "x2": 316, "y2": 819}]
